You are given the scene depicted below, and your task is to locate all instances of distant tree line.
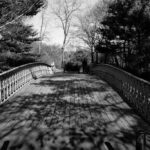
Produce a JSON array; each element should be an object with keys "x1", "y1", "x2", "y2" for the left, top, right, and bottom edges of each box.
[
  {"x1": 32, "y1": 42, "x2": 63, "y2": 69},
  {"x1": 64, "y1": 48, "x2": 91, "y2": 73},
  {"x1": 0, "y1": 0, "x2": 46, "y2": 73},
  {"x1": 31, "y1": 42, "x2": 91, "y2": 71},
  {"x1": 77, "y1": 0, "x2": 150, "y2": 81}
]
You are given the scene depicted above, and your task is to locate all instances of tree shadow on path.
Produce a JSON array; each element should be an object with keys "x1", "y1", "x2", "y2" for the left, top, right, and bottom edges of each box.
[{"x1": 0, "y1": 73, "x2": 149, "y2": 150}]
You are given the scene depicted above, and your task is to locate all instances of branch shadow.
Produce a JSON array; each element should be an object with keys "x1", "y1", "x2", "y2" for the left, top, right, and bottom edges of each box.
[{"x1": 0, "y1": 73, "x2": 149, "y2": 150}]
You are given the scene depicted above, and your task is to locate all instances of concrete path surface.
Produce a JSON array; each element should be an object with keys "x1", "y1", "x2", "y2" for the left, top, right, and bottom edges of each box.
[{"x1": 0, "y1": 73, "x2": 149, "y2": 150}]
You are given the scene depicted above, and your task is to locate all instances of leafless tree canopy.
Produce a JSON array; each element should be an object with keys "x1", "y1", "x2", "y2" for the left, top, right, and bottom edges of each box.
[
  {"x1": 52, "y1": 0, "x2": 81, "y2": 65},
  {"x1": 75, "y1": 0, "x2": 109, "y2": 62}
]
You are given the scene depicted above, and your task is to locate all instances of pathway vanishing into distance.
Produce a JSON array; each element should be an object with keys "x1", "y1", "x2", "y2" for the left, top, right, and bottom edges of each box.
[{"x1": 0, "y1": 73, "x2": 149, "y2": 150}]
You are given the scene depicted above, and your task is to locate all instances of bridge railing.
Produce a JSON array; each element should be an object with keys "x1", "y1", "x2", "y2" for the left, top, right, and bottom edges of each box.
[
  {"x1": 90, "y1": 64, "x2": 150, "y2": 123},
  {"x1": 0, "y1": 63, "x2": 53, "y2": 104}
]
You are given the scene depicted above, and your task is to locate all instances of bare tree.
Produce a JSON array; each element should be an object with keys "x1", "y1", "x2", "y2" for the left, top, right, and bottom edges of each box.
[
  {"x1": 76, "y1": 14, "x2": 98, "y2": 63},
  {"x1": 38, "y1": 1, "x2": 49, "y2": 54},
  {"x1": 38, "y1": 9, "x2": 45, "y2": 54},
  {"x1": 52, "y1": 0, "x2": 81, "y2": 66},
  {"x1": 75, "y1": 0, "x2": 109, "y2": 63}
]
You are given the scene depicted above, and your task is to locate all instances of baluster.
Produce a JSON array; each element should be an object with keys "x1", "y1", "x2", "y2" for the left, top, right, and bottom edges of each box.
[
  {"x1": 21, "y1": 71, "x2": 23, "y2": 87},
  {"x1": 38, "y1": 66, "x2": 40, "y2": 77},
  {"x1": 48, "y1": 67, "x2": 51, "y2": 74},
  {"x1": 40, "y1": 66, "x2": 43, "y2": 76},
  {"x1": 28, "y1": 69, "x2": 30, "y2": 82},
  {"x1": 37, "y1": 66, "x2": 39, "y2": 77},
  {"x1": 26, "y1": 70, "x2": 28, "y2": 82},
  {"x1": 20, "y1": 71, "x2": 22, "y2": 87},
  {"x1": 11, "y1": 75, "x2": 13, "y2": 94},
  {"x1": 29, "y1": 69, "x2": 32, "y2": 81},
  {"x1": 19, "y1": 72, "x2": 22, "y2": 88},
  {"x1": 40, "y1": 66, "x2": 42, "y2": 76},
  {"x1": 28, "y1": 69, "x2": 30, "y2": 81},
  {"x1": 8, "y1": 77, "x2": 10, "y2": 97},
  {"x1": 24, "y1": 70, "x2": 26, "y2": 83},
  {"x1": 9, "y1": 76, "x2": 12, "y2": 96},
  {"x1": 42, "y1": 66, "x2": 44, "y2": 75},
  {"x1": 13, "y1": 74, "x2": 15, "y2": 93},
  {"x1": 16, "y1": 73, "x2": 18, "y2": 90},
  {"x1": 24, "y1": 70, "x2": 27, "y2": 83},
  {"x1": 39, "y1": 66, "x2": 41, "y2": 76},
  {"x1": 20, "y1": 71, "x2": 23, "y2": 87},
  {"x1": 6, "y1": 78, "x2": 9, "y2": 99},
  {"x1": 15, "y1": 73, "x2": 17, "y2": 91},
  {"x1": 7, "y1": 77, "x2": 10, "y2": 98},
  {"x1": 43, "y1": 66, "x2": 45, "y2": 75},
  {"x1": 0, "y1": 81, "x2": 1, "y2": 103},
  {"x1": 26, "y1": 70, "x2": 28, "y2": 83},
  {"x1": 18, "y1": 72, "x2": 21, "y2": 89},
  {"x1": 46, "y1": 66, "x2": 48, "y2": 75},
  {"x1": 36, "y1": 67, "x2": 38, "y2": 77},
  {"x1": 47, "y1": 67, "x2": 49, "y2": 75},
  {"x1": 1, "y1": 80, "x2": 4, "y2": 102},
  {"x1": 4, "y1": 79, "x2": 7, "y2": 101},
  {"x1": 41, "y1": 66, "x2": 43, "y2": 76},
  {"x1": 45, "y1": 66, "x2": 47, "y2": 74},
  {"x1": 8, "y1": 77, "x2": 11, "y2": 97},
  {"x1": 142, "y1": 83, "x2": 149, "y2": 120},
  {"x1": 23, "y1": 70, "x2": 25, "y2": 85},
  {"x1": 35, "y1": 67, "x2": 37, "y2": 77}
]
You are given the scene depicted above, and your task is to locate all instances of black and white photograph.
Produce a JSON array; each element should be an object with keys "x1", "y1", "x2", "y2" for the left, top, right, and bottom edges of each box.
[{"x1": 0, "y1": 0, "x2": 150, "y2": 149}]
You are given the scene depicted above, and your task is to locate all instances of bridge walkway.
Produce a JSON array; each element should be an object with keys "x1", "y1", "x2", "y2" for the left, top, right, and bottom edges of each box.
[{"x1": 0, "y1": 73, "x2": 149, "y2": 150}]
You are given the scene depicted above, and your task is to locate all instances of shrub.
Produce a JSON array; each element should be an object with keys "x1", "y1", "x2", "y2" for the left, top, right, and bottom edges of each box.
[{"x1": 64, "y1": 61, "x2": 81, "y2": 72}]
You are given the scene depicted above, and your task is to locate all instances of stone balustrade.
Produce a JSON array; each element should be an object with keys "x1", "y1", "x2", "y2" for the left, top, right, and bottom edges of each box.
[
  {"x1": 90, "y1": 64, "x2": 150, "y2": 123},
  {"x1": 0, "y1": 63, "x2": 53, "y2": 104}
]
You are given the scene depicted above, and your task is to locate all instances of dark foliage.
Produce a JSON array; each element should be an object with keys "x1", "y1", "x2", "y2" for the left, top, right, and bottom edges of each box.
[
  {"x1": 64, "y1": 62, "x2": 81, "y2": 72},
  {"x1": 64, "y1": 50, "x2": 91, "y2": 73},
  {"x1": 0, "y1": 0, "x2": 46, "y2": 72},
  {"x1": 93, "y1": 0, "x2": 150, "y2": 81}
]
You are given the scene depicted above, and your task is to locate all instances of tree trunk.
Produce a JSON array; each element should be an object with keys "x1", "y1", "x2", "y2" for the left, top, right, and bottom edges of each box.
[
  {"x1": 61, "y1": 35, "x2": 67, "y2": 68},
  {"x1": 39, "y1": 10, "x2": 44, "y2": 54},
  {"x1": 91, "y1": 51, "x2": 94, "y2": 63},
  {"x1": 104, "y1": 53, "x2": 108, "y2": 64},
  {"x1": 61, "y1": 47, "x2": 64, "y2": 68},
  {"x1": 96, "y1": 51, "x2": 98, "y2": 64},
  {"x1": 114, "y1": 56, "x2": 119, "y2": 67},
  {"x1": 91, "y1": 46, "x2": 94, "y2": 63}
]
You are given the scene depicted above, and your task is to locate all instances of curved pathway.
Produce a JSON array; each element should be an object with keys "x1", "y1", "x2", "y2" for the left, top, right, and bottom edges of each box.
[{"x1": 0, "y1": 73, "x2": 149, "y2": 150}]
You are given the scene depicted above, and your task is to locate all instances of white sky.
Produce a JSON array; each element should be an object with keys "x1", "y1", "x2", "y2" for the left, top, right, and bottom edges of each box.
[{"x1": 26, "y1": 0, "x2": 98, "y2": 46}]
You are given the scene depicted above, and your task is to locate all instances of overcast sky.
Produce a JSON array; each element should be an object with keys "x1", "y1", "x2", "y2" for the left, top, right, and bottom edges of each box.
[{"x1": 26, "y1": 0, "x2": 98, "y2": 46}]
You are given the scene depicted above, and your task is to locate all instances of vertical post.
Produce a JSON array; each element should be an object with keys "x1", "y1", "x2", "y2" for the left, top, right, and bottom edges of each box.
[
  {"x1": 6, "y1": 78, "x2": 8, "y2": 99},
  {"x1": 15, "y1": 73, "x2": 17, "y2": 91},
  {"x1": 3, "y1": 80, "x2": 5, "y2": 101},
  {"x1": 96, "y1": 51, "x2": 98, "y2": 64},
  {"x1": 0, "y1": 80, "x2": 1, "y2": 103},
  {"x1": 91, "y1": 51, "x2": 94, "y2": 63},
  {"x1": 1, "y1": 80, "x2": 4, "y2": 102}
]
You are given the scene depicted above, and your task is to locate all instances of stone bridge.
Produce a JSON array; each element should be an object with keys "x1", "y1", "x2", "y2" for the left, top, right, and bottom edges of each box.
[{"x1": 0, "y1": 63, "x2": 150, "y2": 150}]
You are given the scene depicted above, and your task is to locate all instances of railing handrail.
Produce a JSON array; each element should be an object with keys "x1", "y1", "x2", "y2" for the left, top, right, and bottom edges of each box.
[
  {"x1": 0, "y1": 62, "x2": 51, "y2": 79},
  {"x1": 91, "y1": 63, "x2": 150, "y2": 124},
  {"x1": 0, "y1": 62, "x2": 54, "y2": 104},
  {"x1": 99, "y1": 64, "x2": 150, "y2": 85}
]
